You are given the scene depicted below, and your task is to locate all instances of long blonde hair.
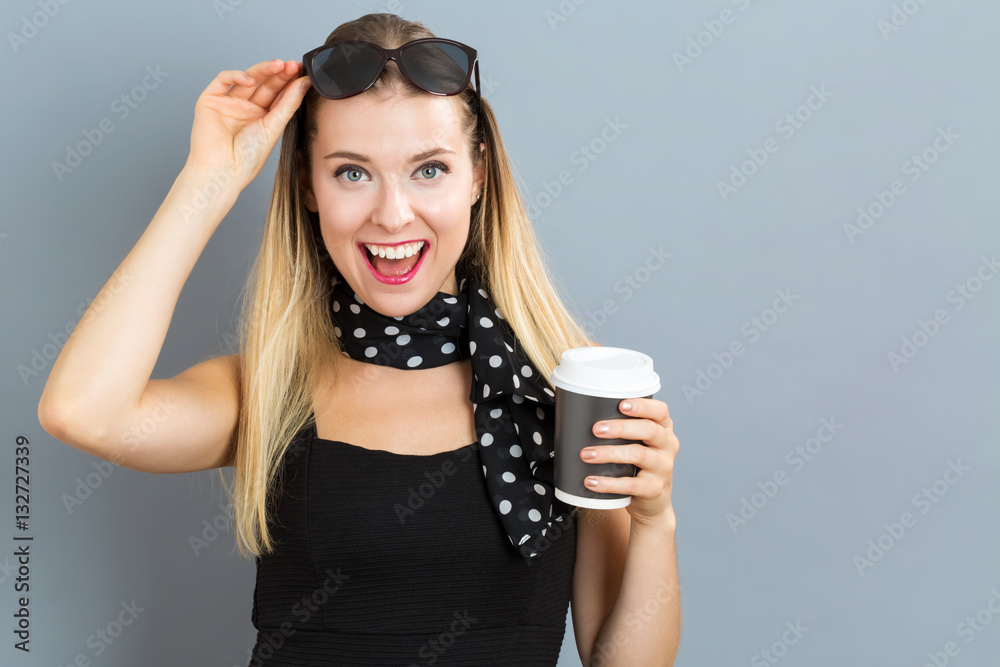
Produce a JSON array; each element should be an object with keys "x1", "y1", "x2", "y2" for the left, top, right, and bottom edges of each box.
[{"x1": 221, "y1": 12, "x2": 593, "y2": 559}]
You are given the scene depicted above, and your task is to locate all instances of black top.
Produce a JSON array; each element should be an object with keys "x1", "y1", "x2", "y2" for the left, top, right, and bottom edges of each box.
[{"x1": 249, "y1": 418, "x2": 578, "y2": 666}]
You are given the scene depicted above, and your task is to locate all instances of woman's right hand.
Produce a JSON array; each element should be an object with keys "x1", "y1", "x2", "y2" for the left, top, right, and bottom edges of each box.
[{"x1": 185, "y1": 59, "x2": 312, "y2": 188}]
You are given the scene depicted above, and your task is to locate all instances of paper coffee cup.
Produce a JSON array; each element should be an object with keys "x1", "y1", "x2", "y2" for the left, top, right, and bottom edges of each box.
[{"x1": 549, "y1": 346, "x2": 660, "y2": 509}]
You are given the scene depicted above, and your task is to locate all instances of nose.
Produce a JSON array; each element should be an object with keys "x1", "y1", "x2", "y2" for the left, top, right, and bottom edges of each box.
[{"x1": 371, "y1": 177, "x2": 415, "y2": 233}]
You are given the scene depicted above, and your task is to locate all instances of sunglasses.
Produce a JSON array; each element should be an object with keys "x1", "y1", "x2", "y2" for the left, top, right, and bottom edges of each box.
[{"x1": 302, "y1": 37, "x2": 481, "y2": 110}]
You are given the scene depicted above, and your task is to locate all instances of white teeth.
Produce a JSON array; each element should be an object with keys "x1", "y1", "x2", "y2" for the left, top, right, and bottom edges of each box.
[{"x1": 364, "y1": 241, "x2": 425, "y2": 259}]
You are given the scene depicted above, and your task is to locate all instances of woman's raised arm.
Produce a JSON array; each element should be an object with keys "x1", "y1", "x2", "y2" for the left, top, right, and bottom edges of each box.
[{"x1": 37, "y1": 59, "x2": 311, "y2": 473}]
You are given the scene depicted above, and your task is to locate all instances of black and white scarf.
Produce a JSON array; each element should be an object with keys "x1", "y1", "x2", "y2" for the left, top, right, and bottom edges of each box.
[{"x1": 328, "y1": 272, "x2": 570, "y2": 559}]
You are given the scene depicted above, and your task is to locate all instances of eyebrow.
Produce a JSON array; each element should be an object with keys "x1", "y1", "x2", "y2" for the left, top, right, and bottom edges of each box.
[{"x1": 322, "y1": 147, "x2": 457, "y2": 162}]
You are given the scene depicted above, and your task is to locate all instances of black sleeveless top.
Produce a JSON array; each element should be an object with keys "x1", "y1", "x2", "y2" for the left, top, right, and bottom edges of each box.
[{"x1": 248, "y1": 417, "x2": 578, "y2": 666}]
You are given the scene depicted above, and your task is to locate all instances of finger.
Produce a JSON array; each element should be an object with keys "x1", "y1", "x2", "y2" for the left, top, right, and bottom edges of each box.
[
  {"x1": 619, "y1": 397, "x2": 670, "y2": 424},
  {"x1": 201, "y1": 69, "x2": 260, "y2": 98},
  {"x1": 581, "y1": 443, "x2": 663, "y2": 474},
  {"x1": 592, "y1": 415, "x2": 663, "y2": 447},
  {"x1": 584, "y1": 469, "x2": 664, "y2": 497},
  {"x1": 248, "y1": 60, "x2": 303, "y2": 109},
  {"x1": 225, "y1": 59, "x2": 287, "y2": 100},
  {"x1": 259, "y1": 74, "x2": 312, "y2": 141}
]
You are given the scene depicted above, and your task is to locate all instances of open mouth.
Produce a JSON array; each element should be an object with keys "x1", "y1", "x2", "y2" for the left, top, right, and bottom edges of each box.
[{"x1": 360, "y1": 241, "x2": 427, "y2": 283}]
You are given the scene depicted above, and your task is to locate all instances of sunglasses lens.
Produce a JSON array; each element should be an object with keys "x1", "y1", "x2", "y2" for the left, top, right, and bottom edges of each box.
[
  {"x1": 401, "y1": 42, "x2": 471, "y2": 94},
  {"x1": 312, "y1": 42, "x2": 382, "y2": 97}
]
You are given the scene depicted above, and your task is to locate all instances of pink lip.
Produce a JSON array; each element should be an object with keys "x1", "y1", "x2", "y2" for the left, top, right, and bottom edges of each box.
[{"x1": 358, "y1": 241, "x2": 429, "y2": 285}]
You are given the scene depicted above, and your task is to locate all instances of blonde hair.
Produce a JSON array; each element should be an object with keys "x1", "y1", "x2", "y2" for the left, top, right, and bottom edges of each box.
[{"x1": 221, "y1": 12, "x2": 593, "y2": 559}]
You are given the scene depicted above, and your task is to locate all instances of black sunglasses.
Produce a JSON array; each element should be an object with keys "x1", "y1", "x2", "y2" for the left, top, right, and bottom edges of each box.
[{"x1": 302, "y1": 37, "x2": 481, "y2": 110}]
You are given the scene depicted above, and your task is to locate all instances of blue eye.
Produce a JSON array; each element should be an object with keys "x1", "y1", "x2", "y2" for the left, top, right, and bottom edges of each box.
[
  {"x1": 419, "y1": 161, "x2": 449, "y2": 179},
  {"x1": 334, "y1": 165, "x2": 370, "y2": 182},
  {"x1": 333, "y1": 161, "x2": 450, "y2": 183}
]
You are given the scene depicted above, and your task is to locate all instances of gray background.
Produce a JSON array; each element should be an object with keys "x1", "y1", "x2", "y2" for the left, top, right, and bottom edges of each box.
[{"x1": 2, "y1": 0, "x2": 998, "y2": 665}]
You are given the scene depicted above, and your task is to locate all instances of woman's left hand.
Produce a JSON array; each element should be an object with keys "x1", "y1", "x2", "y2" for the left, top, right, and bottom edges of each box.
[{"x1": 581, "y1": 398, "x2": 679, "y2": 528}]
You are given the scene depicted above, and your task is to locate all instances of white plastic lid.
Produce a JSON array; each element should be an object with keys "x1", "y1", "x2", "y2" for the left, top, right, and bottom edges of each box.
[{"x1": 549, "y1": 346, "x2": 660, "y2": 399}]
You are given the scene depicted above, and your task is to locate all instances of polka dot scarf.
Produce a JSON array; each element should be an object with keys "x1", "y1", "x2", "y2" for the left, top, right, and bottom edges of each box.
[{"x1": 328, "y1": 273, "x2": 570, "y2": 560}]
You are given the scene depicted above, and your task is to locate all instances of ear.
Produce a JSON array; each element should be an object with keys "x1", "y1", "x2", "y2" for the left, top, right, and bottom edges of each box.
[
  {"x1": 472, "y1": 142, "x2": 486, "y2": 204},
  {"x1": 297, "y1": 155, "x2": 319, "y2": 213}
]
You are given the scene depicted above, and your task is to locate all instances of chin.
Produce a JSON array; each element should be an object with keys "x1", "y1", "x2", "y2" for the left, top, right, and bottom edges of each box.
[{"x1": 360, "y1": 286, "x2": 439, "y2": 318}]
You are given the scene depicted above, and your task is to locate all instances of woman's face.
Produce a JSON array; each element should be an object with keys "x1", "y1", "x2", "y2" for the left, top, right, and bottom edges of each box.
[{"x1": 302, "y1": 90, "x2": 485, "y2": 318}]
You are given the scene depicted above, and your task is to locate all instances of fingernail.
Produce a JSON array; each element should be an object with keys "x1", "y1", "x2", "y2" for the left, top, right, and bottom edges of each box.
[
  {"x1": 621, "y1": 401, "x2": 632, "y2": 411},
  {"x1": 585, "y1": 477, "x2": 599, "y2": 488},
  {"x1": 594, "y1": 423, "x2": 609, "y2": 434},
  {"x1": 581, "y1": 449, "x2": 596, "y2": 460}
]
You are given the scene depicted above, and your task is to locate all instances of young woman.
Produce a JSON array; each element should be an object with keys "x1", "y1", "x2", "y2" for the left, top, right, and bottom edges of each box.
[{"x1": 38, "y1": 12, "x2": 680, "y2": 666}]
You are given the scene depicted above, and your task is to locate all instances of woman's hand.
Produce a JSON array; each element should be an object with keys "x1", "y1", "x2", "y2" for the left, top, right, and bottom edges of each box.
[
  {"x1": 581, "y1": 398, "x2": 680, "y2": 529},
  {"x1": 185, "y1": 59, "x2": 312, "y2": 188}
]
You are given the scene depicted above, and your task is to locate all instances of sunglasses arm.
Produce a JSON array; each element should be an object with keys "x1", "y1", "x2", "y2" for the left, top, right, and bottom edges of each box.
[{"x1": 475, "y1": 61, "x2": 482, "y2": 116}]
